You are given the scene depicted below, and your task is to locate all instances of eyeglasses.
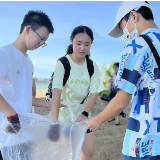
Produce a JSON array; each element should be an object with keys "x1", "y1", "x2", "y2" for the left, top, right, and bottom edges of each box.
[{"x1": 31, "y1": 27, "x2": 47, "y2": 47}]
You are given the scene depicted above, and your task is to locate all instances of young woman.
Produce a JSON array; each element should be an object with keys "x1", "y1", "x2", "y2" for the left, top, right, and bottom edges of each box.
[{"x1": 50, "y1": 25, "x2": 104, "y2": 160}]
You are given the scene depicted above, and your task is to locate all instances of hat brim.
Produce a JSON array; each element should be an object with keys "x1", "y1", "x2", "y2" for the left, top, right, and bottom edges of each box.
[{"x1": 108, "y1": 24, "x2": 123, "y2": 38}]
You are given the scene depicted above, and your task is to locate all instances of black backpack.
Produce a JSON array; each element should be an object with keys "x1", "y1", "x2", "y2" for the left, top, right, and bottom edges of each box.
[{"x1": 46, "y1": 56, "x2": 94, "y2": 104}]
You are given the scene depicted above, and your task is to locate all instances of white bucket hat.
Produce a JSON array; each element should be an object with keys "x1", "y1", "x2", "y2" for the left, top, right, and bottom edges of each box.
[{"x1": 108, "y1": 1, "x2": 152, "y2": 38}]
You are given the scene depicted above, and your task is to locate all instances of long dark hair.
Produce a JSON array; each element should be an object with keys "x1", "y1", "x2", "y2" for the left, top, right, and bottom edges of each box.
[{"x1": 66, "y1": 25, "x2": 94, "y2": 58}]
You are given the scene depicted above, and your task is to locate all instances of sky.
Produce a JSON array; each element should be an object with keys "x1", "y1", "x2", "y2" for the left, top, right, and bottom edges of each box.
[{"x1": 0, "y1": 1, "x2": 160, "y2": 79}]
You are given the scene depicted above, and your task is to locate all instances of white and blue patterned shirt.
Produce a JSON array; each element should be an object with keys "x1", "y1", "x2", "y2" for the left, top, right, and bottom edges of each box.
[{"x1": 114, "y1": 28, "x2": 160, "y2": 158}]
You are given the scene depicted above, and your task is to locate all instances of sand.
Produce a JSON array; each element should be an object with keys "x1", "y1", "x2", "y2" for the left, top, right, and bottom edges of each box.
[
  {"x1": 35, "y1": 90, "x2": 130, "y2": 160},
  {"x1": 36, "y1": 90, "x2": 47, "y2": 98}
]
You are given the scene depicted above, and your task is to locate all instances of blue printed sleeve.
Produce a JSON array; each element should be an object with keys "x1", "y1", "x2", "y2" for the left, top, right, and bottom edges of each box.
[{"x1": 113, "y1": 39, "x2": 146, "y2": 94}]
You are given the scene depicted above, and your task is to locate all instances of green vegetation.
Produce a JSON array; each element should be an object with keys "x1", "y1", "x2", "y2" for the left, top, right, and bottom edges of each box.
[
  {"x1": 98, "y1": 62, "x2": 117, "y2": 88},
  {"x1": 98, "y1": 89, "x2": 111, "y2": 96}
]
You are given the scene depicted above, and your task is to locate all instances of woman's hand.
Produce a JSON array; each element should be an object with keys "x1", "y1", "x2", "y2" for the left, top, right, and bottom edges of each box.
[
  {"x1": 48, "y1": 123, "x2": 60, "y2": 142},
  {"x1": 60, "y1": 99, "x2": 67, "y2": 108},
  {"x1": 75, "y1": 114, "x2": 87, "y2": 122}
]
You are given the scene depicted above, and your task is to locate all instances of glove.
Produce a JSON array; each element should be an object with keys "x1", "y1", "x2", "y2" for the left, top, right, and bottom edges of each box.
[
  {"x1": 5, "y1": 113, "x2": 21, "y2": 133},
  {"x1": 48, "y1": 123, "x2": 60, "y2": 142}
]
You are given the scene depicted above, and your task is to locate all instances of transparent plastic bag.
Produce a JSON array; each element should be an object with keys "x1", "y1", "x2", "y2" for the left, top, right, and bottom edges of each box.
[{"x1": 0, "y1": 101, "x2": 88, "y2": 160}]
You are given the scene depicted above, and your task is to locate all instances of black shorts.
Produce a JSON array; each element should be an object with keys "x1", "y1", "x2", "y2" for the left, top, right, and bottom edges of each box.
[{"x1": 0, "y1": 151, "x2": 3, "y2": 160}]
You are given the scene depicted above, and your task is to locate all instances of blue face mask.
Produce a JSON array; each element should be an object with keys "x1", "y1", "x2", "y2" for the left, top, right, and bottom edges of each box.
[{"x1": 123, "y1": 15, "x2": 139, "y2": 41}]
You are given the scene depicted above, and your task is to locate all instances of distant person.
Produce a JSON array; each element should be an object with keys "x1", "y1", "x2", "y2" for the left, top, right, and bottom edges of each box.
[
  {"x1": 107, "y1": 62, "x2": 126, "y2": 125},
  {"x1": 32, "y1": 77, "x2": 36, "y2": 98},
  {"x1": 0, "y1": 10, "x2": 54, "y2": 159},
  {"x1": 31, "y1": 76, "x2": 36, "y2": 113},
  {"x1": 87, "y1": 1, "x2": 160, "y2": 159},
  {"x1": 49, "y1": 25, "x2": 105, "y2": 160}
]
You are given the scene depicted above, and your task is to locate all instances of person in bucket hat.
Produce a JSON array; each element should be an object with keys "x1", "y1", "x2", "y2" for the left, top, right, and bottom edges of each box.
[{"x1": 87, "y1": 1, "x2": 160, "y2": 159}]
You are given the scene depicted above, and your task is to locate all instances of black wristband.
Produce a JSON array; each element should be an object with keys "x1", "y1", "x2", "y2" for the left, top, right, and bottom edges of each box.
[{"x1": 81, "y1": 111, "x2": 89, "y2": 118}]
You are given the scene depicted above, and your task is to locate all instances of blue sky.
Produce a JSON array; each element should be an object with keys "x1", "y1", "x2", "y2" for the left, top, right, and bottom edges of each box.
[{"x1": 1, "y1": 1, "x2": 160, "y2": 79}]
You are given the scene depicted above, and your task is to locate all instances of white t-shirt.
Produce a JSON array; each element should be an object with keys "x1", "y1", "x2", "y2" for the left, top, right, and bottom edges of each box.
[
  {"x1": 0, "y1": 44, "x2": 33, "y2": 125},
  {"x1": 113, "y1": 28, "x2": 160, "y2": 157}
]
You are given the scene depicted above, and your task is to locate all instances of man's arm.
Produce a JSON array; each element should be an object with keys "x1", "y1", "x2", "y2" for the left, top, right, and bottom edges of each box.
[
  {"x1": 32, "y1": 78, "x2": 36, "y2": 97},
  {"x1": 0, "y1": 94, "x2": 16, "y2": 116},
  {"x1": 32, "y1": 97, "x2": 51, "y2": 109},
  {"x1": 86, "y1": 89, "x2": 131, "y2": 131}
]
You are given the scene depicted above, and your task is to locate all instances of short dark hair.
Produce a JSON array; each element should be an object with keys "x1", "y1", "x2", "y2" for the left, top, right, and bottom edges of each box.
[
  {"x1": 20, "y1": 10, "x2": 54, "y2": 34},
  {"x1": 121, "y1": 1, "x2": 153, "y2": 23},
  {"x1": 113, "y1": 62, "x2": 119, "y2": 67},
  {"x1": 66, "y1": 25, "x2": 94, "y2": 58}
]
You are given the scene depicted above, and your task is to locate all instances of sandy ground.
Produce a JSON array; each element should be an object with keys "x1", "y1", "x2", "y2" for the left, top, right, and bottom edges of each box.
[{"x1": 35, "y1": 90, "x2": 130, "y2": 160}]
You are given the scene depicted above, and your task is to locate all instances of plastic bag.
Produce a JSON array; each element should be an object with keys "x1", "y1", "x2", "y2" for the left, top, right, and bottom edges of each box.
[{"x1": 0, "y1": 101, "x2": 88, "y2": 160}]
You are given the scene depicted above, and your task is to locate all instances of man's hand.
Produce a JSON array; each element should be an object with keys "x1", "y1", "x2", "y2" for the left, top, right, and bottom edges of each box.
[
  {"x1": 86, "y1": 116, "x2": 102, "y2": 132},
  {"x1": 32, "y1": 97, "x2": 67, "y2": 110},
  {"x1": 45, "y1": 99, "x2": 67, "y2": 110},
  {"x1": 48, "y1": 123, "x2": 60, "y2": 142},
  {"x1": 75, "y1": 114, "x2": 87, "y2": 122},
  {"x1": 45, "y1": 101, "x2": 51, "y2": 109},
  {"x1": 5, "y1": 113, "x2": 21, "y2": 133}
]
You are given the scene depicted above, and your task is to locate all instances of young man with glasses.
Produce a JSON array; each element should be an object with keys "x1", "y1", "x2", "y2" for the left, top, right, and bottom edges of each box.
[
  {"x1": 0, "y1": 10, "x2": 54, "y2": 159},
  {"x1": 87, "y1": 1, "x2": 160, "y2": 159},
  {"x1": 31, "y1": 26, "x2": 47, "y2": 47}
]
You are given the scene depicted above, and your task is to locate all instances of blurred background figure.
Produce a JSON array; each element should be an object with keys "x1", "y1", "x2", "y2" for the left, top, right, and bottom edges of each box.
[
  {"x1": 107, "y1": 62, "x2": 126, "y2": 125},
  {"x1": 32, "y1": 74, "x2": 36, "y2": 113}
]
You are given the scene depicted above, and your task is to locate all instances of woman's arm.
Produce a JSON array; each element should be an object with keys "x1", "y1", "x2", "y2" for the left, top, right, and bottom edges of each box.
[
  {"x1": 83, "y1": 93, "x2": 97, "y2": 113},
  {"x1": 51, "y1": 88, "x2": 62, "y2": 121},
  {"x1": 75, "y1": 93, "x2": 97, "y2": 122}
]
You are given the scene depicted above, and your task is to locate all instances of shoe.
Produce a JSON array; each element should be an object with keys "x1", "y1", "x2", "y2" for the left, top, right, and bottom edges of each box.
[
  {"x1": 108, "y1": 118, "x2": 115, "y2": 122},
  {"x1": 100, "y1": 102, "x2": 103, "y2": 106},
  {"x1": 120, "y1": 112, "x2": 126, "y2": 118},
  {"x1": 102, "y1": 102, "x2": 106, "y2": 105},
  {"x1": 115, "y1": 123, "x2": 120, "y2": 126}
]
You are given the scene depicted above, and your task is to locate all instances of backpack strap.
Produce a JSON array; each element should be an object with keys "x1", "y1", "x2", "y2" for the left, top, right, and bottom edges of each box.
[
  {"x1": 46, "y1": 56, "x2": 70, "y2": 101},
  {"x1": 80, "y1": 58, "x2": 94, "y2": 104},
  {"x1": 58, "y1": 56, "x2": 71, "y2": 86},
  {"x1": 86, "y1": 57, "x2": 94, "y2": 78},
  {"x1": 140, "y1": 35, "x2": 160, "y2": 70}
]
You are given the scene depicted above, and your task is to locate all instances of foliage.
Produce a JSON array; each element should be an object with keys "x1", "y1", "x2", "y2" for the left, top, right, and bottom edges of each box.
[
  {"x1": 98, "y1": 89, "x2": 111, "y2": 96},
  {"x1": 98, "y1": 61, "x2": 117, "y2": 88}
]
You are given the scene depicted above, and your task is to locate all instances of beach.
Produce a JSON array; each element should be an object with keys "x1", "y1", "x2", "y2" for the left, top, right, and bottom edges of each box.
[
  {"x1": 36, "y1": 90, "x2": 130, "y2": 160},
  {"x1": 36, "y1": 90, "x2": 47, "y2": 98}
]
